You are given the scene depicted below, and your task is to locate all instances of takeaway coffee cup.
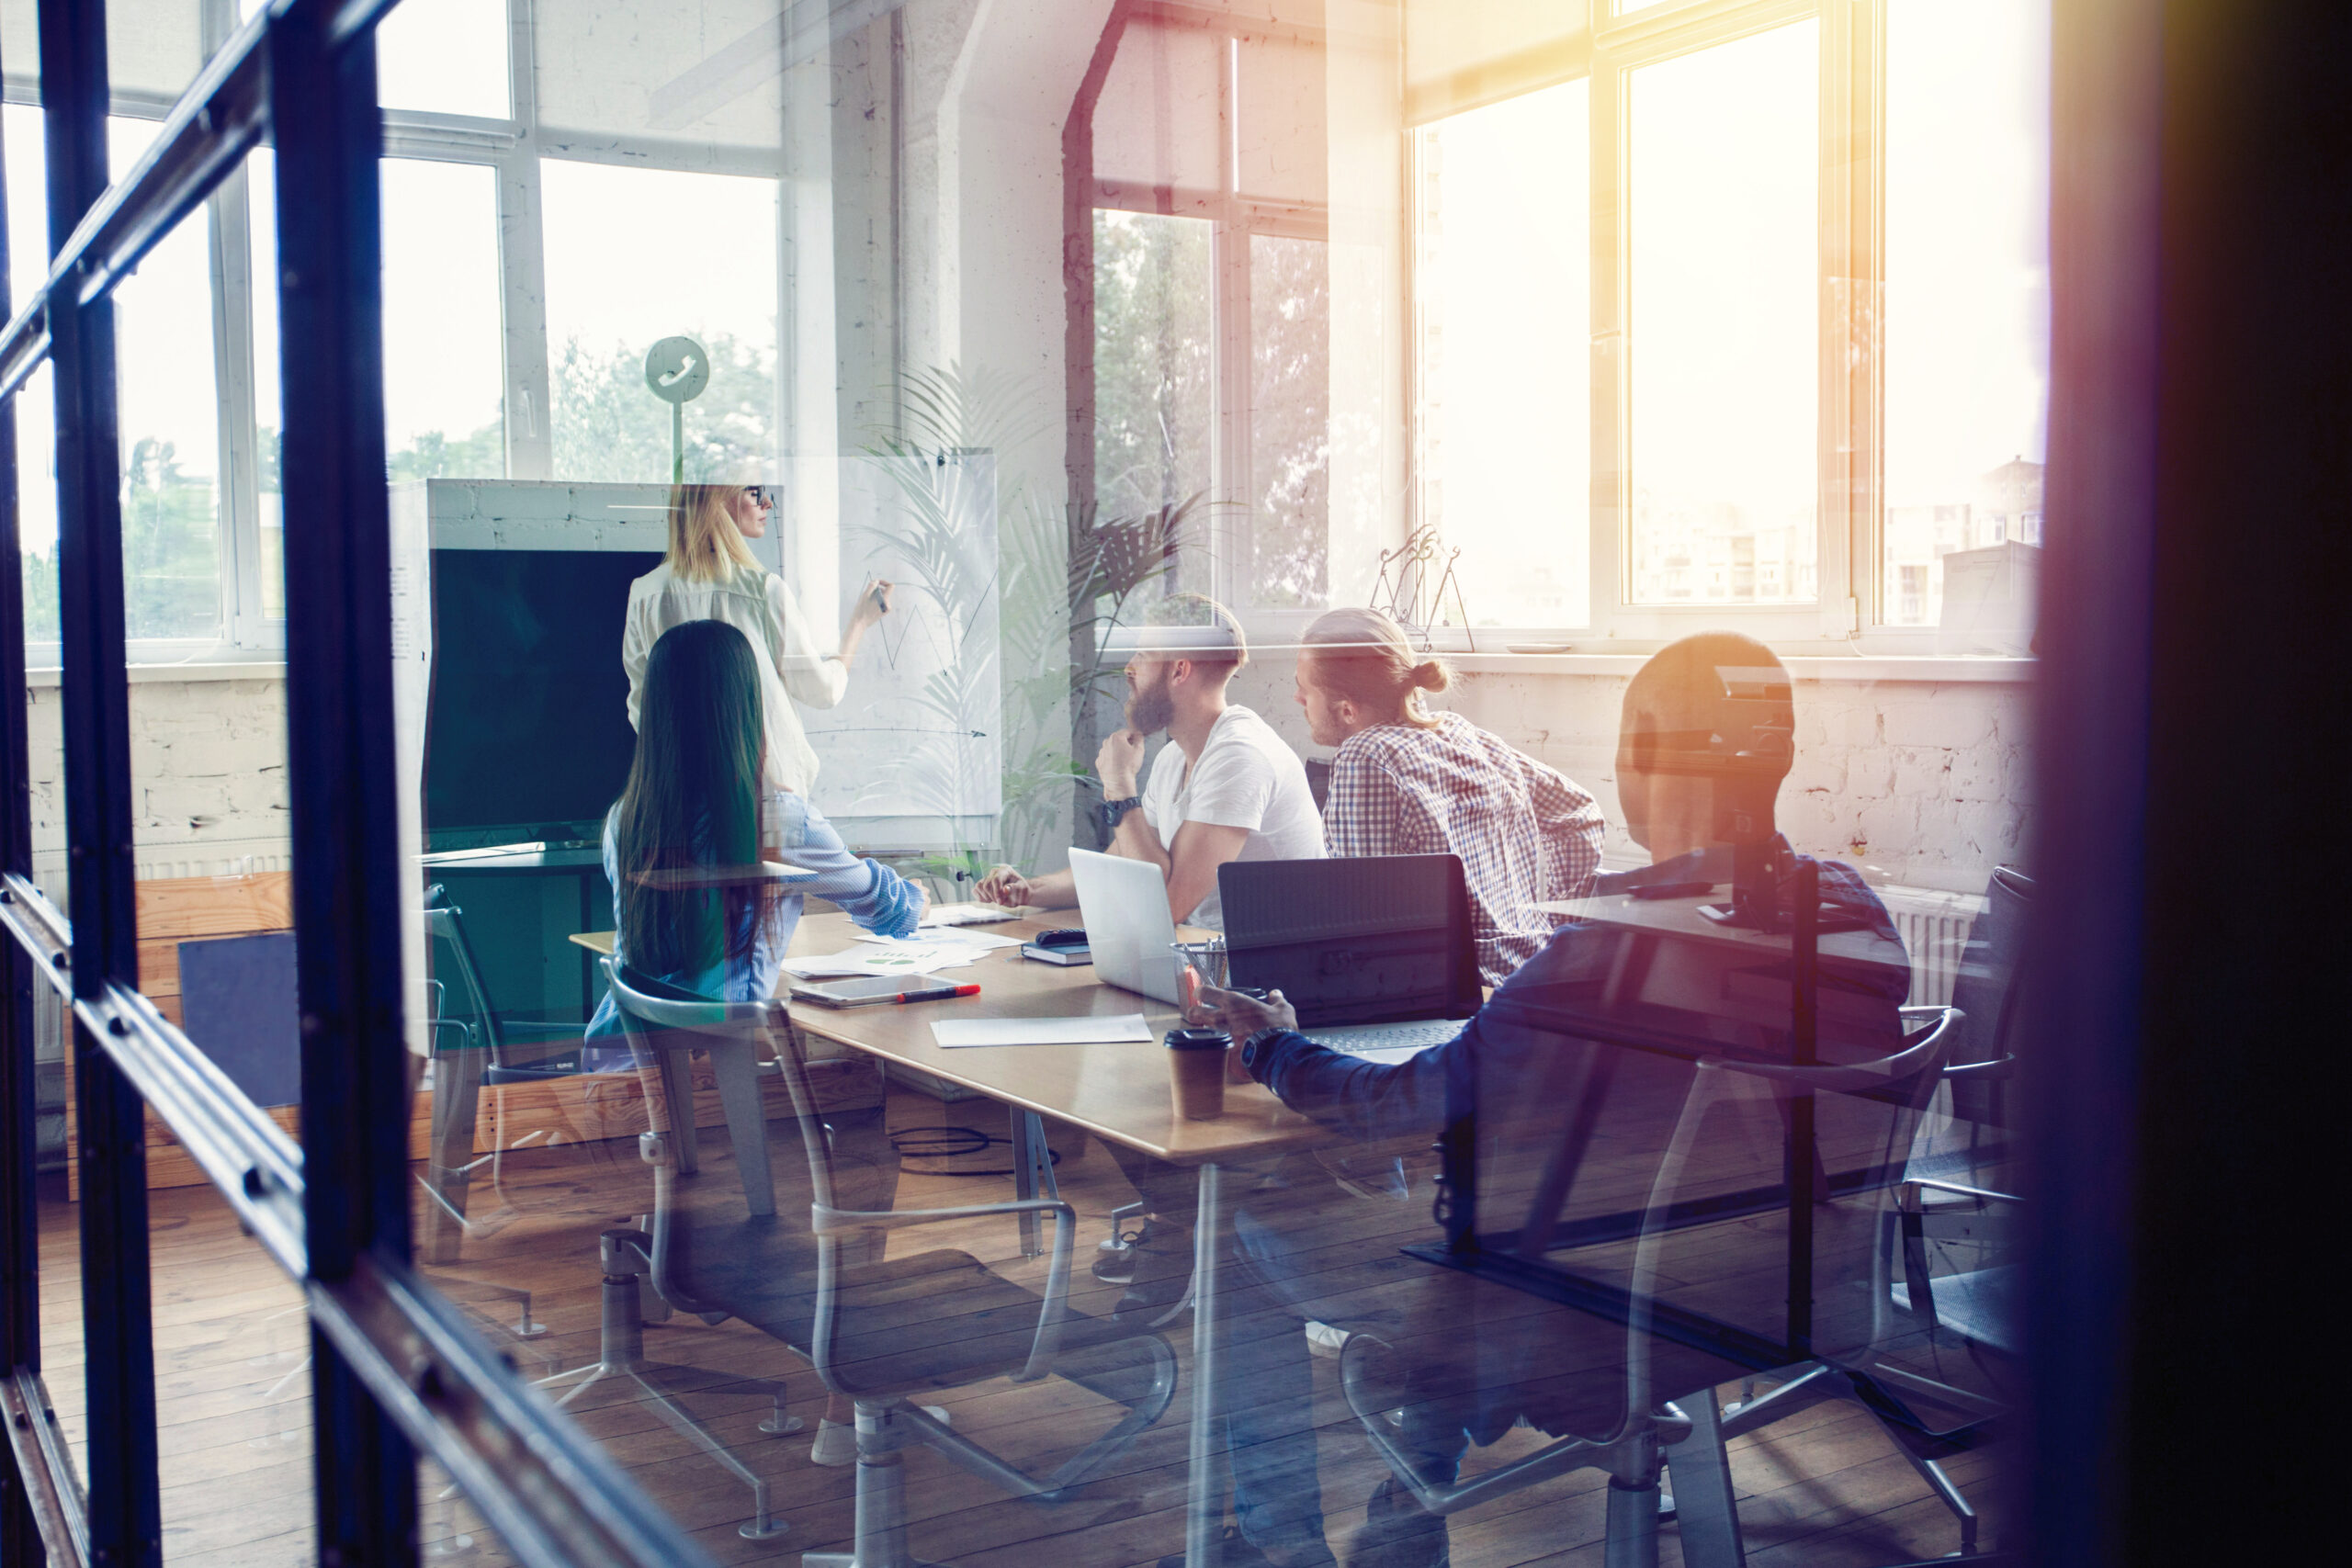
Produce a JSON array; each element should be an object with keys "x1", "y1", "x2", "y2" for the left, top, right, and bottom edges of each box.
[{"x1": 1166, "y1": 1027, "x2": 1229, "y2": 1120}]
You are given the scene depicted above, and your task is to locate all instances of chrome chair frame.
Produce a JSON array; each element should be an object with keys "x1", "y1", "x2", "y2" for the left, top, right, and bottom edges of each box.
[
  {"x1": 1337, "y1": 1007, "x2": 1965, "y2": 1568},
  {"x1": 601, "y1": 958, "x2": 1179, "y2": 1568}
]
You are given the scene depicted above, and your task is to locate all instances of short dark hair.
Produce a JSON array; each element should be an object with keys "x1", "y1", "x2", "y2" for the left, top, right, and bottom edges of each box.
[{"x1": 1618, "y1": 632, "x2": 1795, "y2": 833}]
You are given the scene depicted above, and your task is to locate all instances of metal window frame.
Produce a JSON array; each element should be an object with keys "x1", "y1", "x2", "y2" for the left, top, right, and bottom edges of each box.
[{"x1": 0, "y1": 3, "x2": 720, "y2": 1562}]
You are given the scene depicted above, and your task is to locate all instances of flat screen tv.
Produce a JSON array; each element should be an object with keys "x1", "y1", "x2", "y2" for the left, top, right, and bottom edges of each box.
[{"x1": 424, "y1": 547, "x2": 661, "y2": 850}]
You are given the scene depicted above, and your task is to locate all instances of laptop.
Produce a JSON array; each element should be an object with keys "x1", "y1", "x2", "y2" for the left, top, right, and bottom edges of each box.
[
  {"x1": 1218, "y1": 855, "x2": 1482, "y2": 1062},
  {"x1": 1067, "y1": 848, "x2": 1184, "y2": 1006}
]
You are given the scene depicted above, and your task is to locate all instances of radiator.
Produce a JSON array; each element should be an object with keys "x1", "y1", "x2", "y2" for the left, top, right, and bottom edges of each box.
[{"x1": 1883, "y1": 891, "x2": 1983, "y2": 1010}]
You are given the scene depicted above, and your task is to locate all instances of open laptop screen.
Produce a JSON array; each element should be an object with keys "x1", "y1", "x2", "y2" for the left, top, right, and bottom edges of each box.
[{"x1": 1218, "y1": 856, "x2": 1481, "y2": 1028}]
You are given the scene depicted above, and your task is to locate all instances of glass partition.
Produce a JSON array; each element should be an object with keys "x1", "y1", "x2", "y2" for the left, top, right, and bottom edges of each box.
[{"x1": 1, "y1": 2, "x2": 2059, "y2": 1562}]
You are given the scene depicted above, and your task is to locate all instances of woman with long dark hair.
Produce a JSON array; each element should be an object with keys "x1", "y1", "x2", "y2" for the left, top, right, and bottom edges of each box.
[
  {"x1": 584, "y1": 618, "x2": 927, "y2": 1464},
  {"x1": 586, "y1": 618, "x2": 922, "y2": 1051}
]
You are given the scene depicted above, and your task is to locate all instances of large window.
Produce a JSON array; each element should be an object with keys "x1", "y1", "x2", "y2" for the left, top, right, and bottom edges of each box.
[
  {"x1": 1883, "y1": 0, "x2": 2052, "y2": 626},
  {"x1": 1628, "y1": 21, "x2": 1819, "y2": 608},
  {"x1": 1411, "y1": 0, "x2": 2052, "y2": 646},
  {"x1": 539, "y1": 160, "x2": 780, "y2": 484},
  {"x1": 1088, "y1": 9, "x2": 1331, "y2": 610},
  {"x1": 1413, "y1": 79, "x2": 1590, "y2": 627},
  {"x1": 8, "y1": 0, "x2": 792, "y2": 660}
]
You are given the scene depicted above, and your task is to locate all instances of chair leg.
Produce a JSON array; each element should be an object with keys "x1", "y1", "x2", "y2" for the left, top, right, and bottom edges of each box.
[
  {"x1": 536, "y1": 1244, "x2": 789, "y2": 1542},
  {"x1": 1867, "y1": 1410, "x2": 1979, "y2": 1556},
  {"x1": 803, "y1": 1402, "x2": 952, "y2": 1568},
  {"x1": 1604, "y1": 1475, "x2": 1662, "y2": 1568},
  {"x1": 1660, "y1": 1388, "x2": 1747, "y2": 1568}
]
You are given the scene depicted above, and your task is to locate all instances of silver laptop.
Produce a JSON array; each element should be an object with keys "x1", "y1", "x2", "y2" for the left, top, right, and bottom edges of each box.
[{"x1": 1067, "y1": 849, "x2": 1184, "y2": 1007}]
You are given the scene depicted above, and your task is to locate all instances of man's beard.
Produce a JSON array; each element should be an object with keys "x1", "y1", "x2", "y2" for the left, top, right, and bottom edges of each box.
[{"x1": 1125, "y1": 671, "x2": 1176, "y2": 736}]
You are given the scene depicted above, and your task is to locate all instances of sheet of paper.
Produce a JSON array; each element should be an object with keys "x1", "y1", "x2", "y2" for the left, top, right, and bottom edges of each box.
[
  {"x1": 931, "y1": 1014, "x2": 1153, "y2": 1048},
  {"x1": 909, "y1": 925, "x2": 1022, "y2": 950},
  {"x1": 784, "y1": 939, "x2": 993, "y2": 978},
  {"x1": 922, "y1": 902, "x2": 1025, "y2": 927}
]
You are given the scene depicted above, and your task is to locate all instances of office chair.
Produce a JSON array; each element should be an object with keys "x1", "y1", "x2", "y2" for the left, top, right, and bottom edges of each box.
[
  {"x1": 418, "y1": 892, "x2": 597, "y2": 1243},
  {"x1": 600, "y1": 958, "x2": 1180, "y2": 1565},
  {"x1": 1937, "y1": 865, "x2": 2032, "y2": 1146},
  {"x1": 1331, "y1": 1005, "x2": 1964, "y2": 1568}
]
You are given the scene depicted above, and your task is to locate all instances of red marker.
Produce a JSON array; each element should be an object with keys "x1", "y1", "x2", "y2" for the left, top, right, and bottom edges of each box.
[{"x1": 896, "y1": 983, "x2": 980, "y2": 1004}]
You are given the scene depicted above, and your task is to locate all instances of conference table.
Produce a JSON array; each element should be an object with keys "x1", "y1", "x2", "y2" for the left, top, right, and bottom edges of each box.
[{"x1": 574, "y1": 911, "x2": 1336, "y2": 1568}]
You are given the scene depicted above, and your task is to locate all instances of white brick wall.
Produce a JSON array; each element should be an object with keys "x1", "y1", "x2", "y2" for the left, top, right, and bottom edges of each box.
[
  {"x1": 1227, "y1": 657, "x2": 2031, "y2": 896},
  {"x1": 24, "y1": 677, "x2": 292, "y2": 895},
  {"x1": 27, "y1": 652, "x2": 2031, "y2": 902}
]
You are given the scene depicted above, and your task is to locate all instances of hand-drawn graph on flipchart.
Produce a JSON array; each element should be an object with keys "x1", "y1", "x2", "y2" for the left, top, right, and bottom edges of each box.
[{"x1": 801, "y1": 452, "x2": 1002, "y2": 840}]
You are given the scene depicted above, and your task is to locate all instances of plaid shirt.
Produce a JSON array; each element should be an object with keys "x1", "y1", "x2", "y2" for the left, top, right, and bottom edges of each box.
[{"x1": 1324, "y1": 712, "x2": 1604, "y2": 983}]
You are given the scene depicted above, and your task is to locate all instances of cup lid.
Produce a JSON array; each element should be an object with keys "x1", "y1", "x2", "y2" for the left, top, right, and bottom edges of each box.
[{"x1": 1165, "y1": 1028, "x2": 1228, "y2": 1050}]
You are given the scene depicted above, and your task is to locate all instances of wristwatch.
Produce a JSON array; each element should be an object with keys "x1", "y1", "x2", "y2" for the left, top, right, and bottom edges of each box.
[
  {"x1": 1241, "y1": 1025, "x2": 1290, "y2": 1072},
  {"x1": 1100, "y1": 795, "x2": 1143, "y2": 834}
]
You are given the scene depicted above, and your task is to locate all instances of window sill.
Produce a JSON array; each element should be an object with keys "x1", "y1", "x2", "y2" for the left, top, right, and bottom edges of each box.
[
  {"x1": 23, "y1": 659, "x2": 289, "y2": 688},
  {"x1": 1443, "y1": 651, "x2": 2035, "y2": 684}
]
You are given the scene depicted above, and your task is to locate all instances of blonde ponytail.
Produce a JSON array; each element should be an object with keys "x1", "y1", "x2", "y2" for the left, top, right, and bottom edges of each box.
[{"x1": 1300, "y1": 608, "x2": 1451, "y2": 729}]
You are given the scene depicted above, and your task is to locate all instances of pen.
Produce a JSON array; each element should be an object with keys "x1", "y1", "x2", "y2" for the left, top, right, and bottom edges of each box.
[{"x1": 896, "y1": 983, "x2": 980, "y2": 1004}]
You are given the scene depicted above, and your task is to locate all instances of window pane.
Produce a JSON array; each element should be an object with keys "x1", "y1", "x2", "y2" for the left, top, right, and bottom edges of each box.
[
  {"x1": 1249, "y1": 232, "x2": 1329, "y2": 608},
  {"x1": 539, "y1": 159, "x2": 779, "y2": 483},
  {"x1": 1091, "y1": 209, "x2": 1214, "y2": 525},
  {"x1": 110, "y1": 118, "x2": 223, "y2": 642},
  {"x1": 534, "y1": 0, "x2": 789, "y2": 149},
  {"x1": 378, "y1": 0, "x2": 512, "y2": 119},
  {"x1": 1883, "y1": 0, "x2": 2051, "y2": 630},
  {"x1": 1415, "y1": 78, "x2": 1589, "y2": 627},
  {"x1": 1629, "y1": 22, "x2": 1818, "y2": 606},
  {"x1": 246, "y1": 150, "x2": 284, "y2": 620},
  {"x1": 382, "y1": 160, "x2": 507, "y2": 484},
  {"x1": 6, "y1": 105, "x2": 58, "y2": 650}
]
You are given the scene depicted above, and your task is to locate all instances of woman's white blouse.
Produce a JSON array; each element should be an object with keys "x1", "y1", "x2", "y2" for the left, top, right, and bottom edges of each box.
[{"x1": 621, "y1": 561, "x2": 850, "y2": 793}]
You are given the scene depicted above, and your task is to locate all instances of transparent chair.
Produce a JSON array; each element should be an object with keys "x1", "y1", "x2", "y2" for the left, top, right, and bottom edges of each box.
[
  {"x1": 418, "y1": 891, "x2": 594, "y2": 1256},
  {"x1": 1328, "y1": 942, "x2": 1962, "y2": 1565},
  {"x1": 599, "y1": 957, "x2": 1180, "y2": 1567}
]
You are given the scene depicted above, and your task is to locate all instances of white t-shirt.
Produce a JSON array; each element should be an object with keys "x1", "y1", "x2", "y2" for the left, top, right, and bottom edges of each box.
[{"x1": 1139, "y1": 705, "x2": 1326, "y2": 928}]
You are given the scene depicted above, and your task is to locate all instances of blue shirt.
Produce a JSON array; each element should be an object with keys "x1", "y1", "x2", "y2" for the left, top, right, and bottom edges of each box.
[{"x1": 582, "y1": 791, "x2": 919, "y2": 1069}]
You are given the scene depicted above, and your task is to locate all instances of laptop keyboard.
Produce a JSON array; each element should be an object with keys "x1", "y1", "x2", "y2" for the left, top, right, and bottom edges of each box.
[{"x1": 1300, "y1": 1019, "x2": 1464, "y2": 1056}]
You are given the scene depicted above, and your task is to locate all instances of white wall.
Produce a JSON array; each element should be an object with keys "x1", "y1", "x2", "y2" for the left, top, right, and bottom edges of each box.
[
  {"x1": 24, "y1": 672, "x2": 291, "y2": 895},
  {"x1": 1227, "y1": 654, "x2": 2033, "y2": 895}
]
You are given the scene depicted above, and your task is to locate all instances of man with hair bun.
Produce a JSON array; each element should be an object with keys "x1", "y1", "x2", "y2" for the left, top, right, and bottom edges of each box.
[{"x1": 1296, "y1": 607, "x2": 1604, "y2": 985}]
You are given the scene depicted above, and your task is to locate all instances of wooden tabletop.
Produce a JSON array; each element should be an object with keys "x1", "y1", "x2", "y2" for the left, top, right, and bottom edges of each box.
[{"x1": 779, "y1": 912, "x2": 1329, "y2": 1165}]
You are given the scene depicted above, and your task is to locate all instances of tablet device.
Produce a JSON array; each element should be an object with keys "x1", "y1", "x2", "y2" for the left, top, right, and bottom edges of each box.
[{"x1": 790, "y1": 973, "x2": 958, "y2": 1007}]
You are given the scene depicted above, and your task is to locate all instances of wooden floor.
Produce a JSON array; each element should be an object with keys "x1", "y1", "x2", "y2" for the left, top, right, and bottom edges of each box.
[{"x1": 30, "y1": 1089, "x2": 2009, "y2": 1566}]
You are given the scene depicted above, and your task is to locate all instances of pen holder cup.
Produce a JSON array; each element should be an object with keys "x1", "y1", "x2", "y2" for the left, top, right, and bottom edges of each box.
[{"x1": 1170, "y1": 938, "x2": 1229, "y2": 1023}]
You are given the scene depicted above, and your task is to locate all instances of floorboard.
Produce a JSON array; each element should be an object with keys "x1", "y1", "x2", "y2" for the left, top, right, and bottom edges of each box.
[{"x1": 30, "y1": 1085, "x2": 2012, "y2": 1564}]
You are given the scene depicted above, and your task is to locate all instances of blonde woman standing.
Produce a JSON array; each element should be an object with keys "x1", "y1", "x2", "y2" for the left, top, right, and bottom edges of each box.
[{"x1": 621, "y1": 482, "x2": 890, "y2": 794}]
